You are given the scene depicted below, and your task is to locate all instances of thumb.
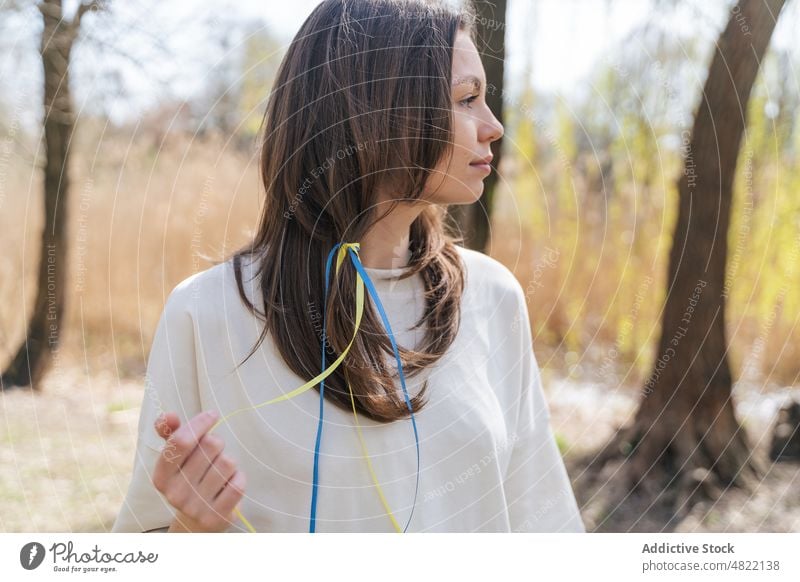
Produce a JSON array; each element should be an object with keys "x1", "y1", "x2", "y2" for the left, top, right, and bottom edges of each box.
[{"x1": 154, "y1": 411, "x2": 181, "y2": 440}]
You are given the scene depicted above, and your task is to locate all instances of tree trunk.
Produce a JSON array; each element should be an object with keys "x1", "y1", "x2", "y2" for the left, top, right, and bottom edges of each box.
[
  {"x1": 612, "y1": 0, "x2": 785, "y2": 515},
  {"x1": 1, "y1": 0, "x2": 77, "y2": 390},
  {"x1": 447, "y1": 0, "x2": 506, "y2": 252}
]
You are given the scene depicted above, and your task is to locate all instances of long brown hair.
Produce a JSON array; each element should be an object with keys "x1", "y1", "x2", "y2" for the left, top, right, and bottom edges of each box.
[{"x1": 225, "y1": 0, "x2": 477, "y2": 423}]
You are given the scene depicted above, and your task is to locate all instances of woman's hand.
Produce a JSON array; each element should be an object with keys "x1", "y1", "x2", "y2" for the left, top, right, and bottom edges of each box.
[{"x1": 151, "y1": 410, "x2": 247, "y2": 533}]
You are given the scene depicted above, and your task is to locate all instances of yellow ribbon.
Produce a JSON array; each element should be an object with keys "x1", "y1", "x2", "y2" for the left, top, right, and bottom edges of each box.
[{"x1": 201, "y1": 243, "x2": 401, "y2": 532}]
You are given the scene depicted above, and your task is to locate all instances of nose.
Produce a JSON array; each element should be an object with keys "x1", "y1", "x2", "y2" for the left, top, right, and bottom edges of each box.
[
  {"x1": 482, "y1": 112, "x2": 504, "y2": 143},
  {"x1": 491, "y1": 117, "x2": 504, "y2": 142}
]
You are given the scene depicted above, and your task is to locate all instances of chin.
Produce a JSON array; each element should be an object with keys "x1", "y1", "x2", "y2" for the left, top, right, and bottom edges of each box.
[
  {"x1": 435, "y1": 186, "x2": 485, "y2": 205},
  {"x1": 462, "y1": 185, "x2": 485, "y2": 203}
]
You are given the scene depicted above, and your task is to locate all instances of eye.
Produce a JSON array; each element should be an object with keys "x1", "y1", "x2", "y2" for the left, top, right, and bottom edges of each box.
[{"x1": 459, "y1": 95, "x2": 478, "y2": 109}]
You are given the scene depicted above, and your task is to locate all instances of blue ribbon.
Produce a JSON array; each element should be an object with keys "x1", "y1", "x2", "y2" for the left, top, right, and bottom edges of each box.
[{"x1": 309, "y1": 243, "x2": 421, "y2": 533}]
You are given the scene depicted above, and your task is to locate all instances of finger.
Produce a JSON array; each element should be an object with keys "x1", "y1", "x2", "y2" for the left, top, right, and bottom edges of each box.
[
  {"x1": 155, "y1": 412, "x2": 181, "y2": 440},
  {"x1": 213, "y1": 470, "x2": 247, "y2": 518},
  {"x1": 179, "y1": 433, "x2": 225, "y2": 488},
  {"x1": 179, "y1": 459, "x2": 240, "y2": 531},
  {"x1": 198, "y1": 452, "x2": 237, "y2": 500},
  {"x1": 161, "y1": 410, "x2": 219, "y2": 473}
]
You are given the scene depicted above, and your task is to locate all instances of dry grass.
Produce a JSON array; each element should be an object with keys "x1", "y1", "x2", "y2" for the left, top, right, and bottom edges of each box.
[
  {"x1": 1, "y1": 122, "x2": 261, "y2": 378},
  {"x1": 2, "y1": 359, "x2": 797, "y2": 532},
  {"x1": 1, "y1": 122, "x2": 799, "y2": 532},
  {"x1": 0, "y1": 364, "x2": 141, "y2": 532},
  {"x1": 1, "y1": 125, "x2": 264, "y2": 532}
]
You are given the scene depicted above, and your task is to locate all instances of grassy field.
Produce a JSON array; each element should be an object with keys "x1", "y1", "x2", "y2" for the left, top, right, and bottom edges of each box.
[
  {"x1": 1, "y1": 363, "x2": 142, "y2": 532},
  {"x1": 2, "y1": 359, "x2": 798, "y2": 532},
  {"x1": 1, "y1": 120, "x2": 799, "y2": 532}
]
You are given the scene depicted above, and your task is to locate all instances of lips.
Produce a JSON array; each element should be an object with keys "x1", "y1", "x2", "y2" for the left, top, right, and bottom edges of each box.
[
  {"x1": 470, "y1": 154, "x2": 493, "y2": 166},
  {"x1": 470, "y1": 154, "x2": 493, "y2": 175}
]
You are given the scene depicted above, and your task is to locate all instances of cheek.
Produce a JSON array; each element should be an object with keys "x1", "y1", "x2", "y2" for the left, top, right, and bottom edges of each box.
[
  {"x1": 419, "y1": 112, "x2": 484, "y2": 204},
  {"x1": 452, "y1": 112, "x2": 474, "y2": 155}
]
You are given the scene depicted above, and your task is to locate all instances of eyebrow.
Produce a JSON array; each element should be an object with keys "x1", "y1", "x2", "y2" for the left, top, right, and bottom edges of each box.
[{"x1": 452, "y1": 75, "x2": 482, "y2": 92}]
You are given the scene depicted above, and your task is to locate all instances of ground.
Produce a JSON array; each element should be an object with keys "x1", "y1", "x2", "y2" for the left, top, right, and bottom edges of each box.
[
  {"x1": 1, "y1": 362, "x2": 798, "y2": 532},
  {"x1": 545, "y1": 371, "x2": 800, "y2": 532}
]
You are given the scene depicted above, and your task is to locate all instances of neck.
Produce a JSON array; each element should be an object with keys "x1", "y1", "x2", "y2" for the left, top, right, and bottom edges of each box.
[{"x1": 358, "y1": 201, "x2": 424, "y2": 269}]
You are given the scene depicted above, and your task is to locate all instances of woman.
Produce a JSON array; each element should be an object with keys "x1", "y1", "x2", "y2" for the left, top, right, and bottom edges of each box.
[{"x1": 112, "y1": 0, "x2": 585, "y2": 533}]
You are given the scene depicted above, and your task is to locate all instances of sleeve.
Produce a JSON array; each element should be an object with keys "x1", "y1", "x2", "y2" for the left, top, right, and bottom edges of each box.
[
  {"x1": 111, "y1": 282, "x2": 203, "y2": 532},
  {"x1": 503, "y1": 288, "x2": 586, "y2": 533}
]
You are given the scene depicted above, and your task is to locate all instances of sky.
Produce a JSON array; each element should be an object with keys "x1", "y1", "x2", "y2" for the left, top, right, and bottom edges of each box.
[
  {"x1": 1, "y1": 0, "x2": 799, "y2": 129},
  {"x1": 223, "y1": 0, "x2": 798, "y2": 93},
  {"x1": 216, "y1": 0, "x2": 657, "y2": 93}
]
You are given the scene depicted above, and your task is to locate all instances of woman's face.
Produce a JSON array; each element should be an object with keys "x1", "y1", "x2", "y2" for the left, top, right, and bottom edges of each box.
[{"x1": 423, "y1": 28, "x2": 505, "y2": 205}]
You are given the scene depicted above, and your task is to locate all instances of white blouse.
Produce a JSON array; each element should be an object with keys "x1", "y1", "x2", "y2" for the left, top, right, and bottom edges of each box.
[{"x1": 111, "y1": 245, "x2": 585, "y2": 533}]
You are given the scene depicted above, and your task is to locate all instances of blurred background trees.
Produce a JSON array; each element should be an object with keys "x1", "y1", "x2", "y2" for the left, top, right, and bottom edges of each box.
[
  {"x1": 580, "y1": 0, "x2": 787, "y2": 526},
  {"x1": 1, "y1": 0, "x2": 799, "y2": 532}
]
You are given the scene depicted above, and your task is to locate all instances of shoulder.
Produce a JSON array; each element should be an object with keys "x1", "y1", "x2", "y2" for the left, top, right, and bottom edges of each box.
[
  {"x1": 161, "y1": 254, "x2": 260, "y2": 322},
  {"x1": 454, "y1": 244, "x2": 526, "y2": 310}
]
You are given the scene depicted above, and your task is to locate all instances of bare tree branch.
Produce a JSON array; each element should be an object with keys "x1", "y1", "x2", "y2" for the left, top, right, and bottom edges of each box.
[{"x1": 73, "y1": 0, "x2": 103, "y2": 27}]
